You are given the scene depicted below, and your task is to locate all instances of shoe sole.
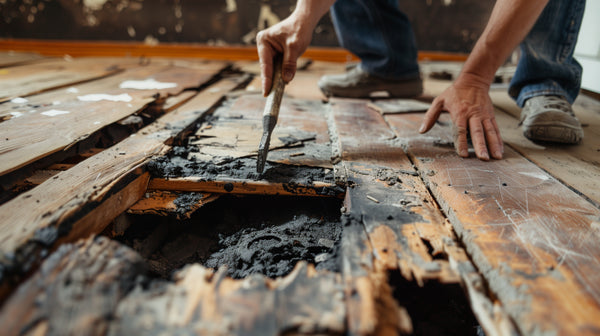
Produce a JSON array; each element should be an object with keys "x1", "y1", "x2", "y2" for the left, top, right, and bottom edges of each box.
[{"x1": 523, "y1": 122, "x2": 584, "y2": 144}]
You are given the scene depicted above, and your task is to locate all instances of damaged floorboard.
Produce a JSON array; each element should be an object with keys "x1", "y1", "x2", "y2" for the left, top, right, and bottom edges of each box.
[{"x1": 0, "y1": 52, "x2": 599, "y2": 335}]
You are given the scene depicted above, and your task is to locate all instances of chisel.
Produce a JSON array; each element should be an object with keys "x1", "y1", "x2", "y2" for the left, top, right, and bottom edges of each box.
[{"x1": 257, "y1": 54, "x2": 286, "y2": 173}]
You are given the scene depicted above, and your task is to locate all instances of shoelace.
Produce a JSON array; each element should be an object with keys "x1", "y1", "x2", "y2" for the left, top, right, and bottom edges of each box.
[{"x1": 541, "y1": 96, "x2": 573, "y2": 115}]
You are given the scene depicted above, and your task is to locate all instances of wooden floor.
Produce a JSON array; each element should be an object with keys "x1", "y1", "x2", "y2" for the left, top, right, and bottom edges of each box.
[{"x1": 0, "y1": 52, "x2": 599, "y2": 336}]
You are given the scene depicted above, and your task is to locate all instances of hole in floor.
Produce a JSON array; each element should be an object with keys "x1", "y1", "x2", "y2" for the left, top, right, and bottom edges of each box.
[
  {"x1": 389, "y1": 271, "x2": 484, "y2": 336},
  {"x1": 110, "y1": 194, "x2": 343, "y2": 279}
]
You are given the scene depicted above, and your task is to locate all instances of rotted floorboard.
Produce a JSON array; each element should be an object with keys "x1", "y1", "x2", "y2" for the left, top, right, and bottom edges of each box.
[
  {"x1": 386, "y1": 111, "x2": 600, "y2": 335},
  {"x1": 0, "y1": 53, "x2": 599, "y2": 336}
]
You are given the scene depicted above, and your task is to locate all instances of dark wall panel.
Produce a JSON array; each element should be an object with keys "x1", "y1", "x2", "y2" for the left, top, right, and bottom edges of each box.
[{"x1": 0, "y1": 0, "x2": 494, "y2": 53}]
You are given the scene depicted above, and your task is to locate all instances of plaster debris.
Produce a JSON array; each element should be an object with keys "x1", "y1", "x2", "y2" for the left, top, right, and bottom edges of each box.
[
  {"x1": 119, "y1": 79, "x2": 177, "y2": 90},
  {"x1": 10, "y1": 97, "x2": 28, "y2": 104},
  {"x1": 77, "y1": 93, "x2": 133, "y2": 102},
  {"x1": 66, "y1": 87, "x2": 79, "y2": 93},
  {"x1": 41, "y1": 110, "x2": 70, "y2": 117},
  {"x1": 10, "y1": 112, "x2": 24, "y2": 118}
]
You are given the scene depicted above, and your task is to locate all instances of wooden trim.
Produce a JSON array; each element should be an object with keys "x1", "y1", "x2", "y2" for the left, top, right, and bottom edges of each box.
[{"x1": 0, "y1": 39, "x2": 468, "y2": 62}]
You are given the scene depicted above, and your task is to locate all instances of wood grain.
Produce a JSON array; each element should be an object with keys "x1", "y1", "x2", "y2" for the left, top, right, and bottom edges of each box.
[
  {"x1": 0, "y1": 59, "x2": 227, "y2": 177},
  {"x1": 386, "y1": 111, "x2": 600, "y2": 336},
  {"x1": 0, "y1": 75, "x2": 244, "y2": 299}
]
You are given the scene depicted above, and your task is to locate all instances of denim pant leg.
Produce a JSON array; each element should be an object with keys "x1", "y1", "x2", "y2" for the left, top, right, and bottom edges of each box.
[
  {"x1": 330, "y1": 0, "x2": 420, "y2": 80},
  {"x1": 509, "y1": 0, "x2": 586, "y2": 107}
]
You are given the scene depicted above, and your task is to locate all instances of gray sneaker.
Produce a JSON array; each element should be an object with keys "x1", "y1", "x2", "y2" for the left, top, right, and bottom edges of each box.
[
  {"x1": 520, "y1": 95, "x2": 584, "y2": 144},
  {"x1": 318, "y1": 65, "x2": 423, "y2": 98}
]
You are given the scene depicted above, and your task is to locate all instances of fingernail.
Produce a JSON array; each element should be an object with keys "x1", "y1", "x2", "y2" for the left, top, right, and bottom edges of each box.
[
  {"x1": 283, "y1": 70, "x2": 293, "y2": 82},
  {"x1": 460, "y1": 149, "x2": 468, "y2": 157},
  {"x1": 418, "y1": 124, "x2": 425, "y2": 133},
  {"x1": 494, "y1": 151, "x2": 502, "y2": 159},
  {"x1": 482, "y1": 152, "x2": 489, "y2": 160}
]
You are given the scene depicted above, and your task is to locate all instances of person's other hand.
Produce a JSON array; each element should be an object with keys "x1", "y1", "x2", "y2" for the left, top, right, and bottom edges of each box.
[
  {"x1": 419, "y1": 74, "x2": 504, "y2": 160},
  {"x1": 256, "y1": 15, "x2": 313, "y2": 96}
]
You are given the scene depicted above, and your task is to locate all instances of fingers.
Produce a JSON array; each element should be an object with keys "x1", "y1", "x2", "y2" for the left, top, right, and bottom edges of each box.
[
  {"x1": 469, "y1": 118, "x2": 489, "y2": 161},
  {"x1": 420, "y1": 97, "x2": 444, "y2": 133},
  {"x1": 282, "y1": 44, "x2": 298, "y2": 83},
  {"x1": 452, "y1": 123, "x2": 470, "y2": 158},
  {"x1": 483, "y1": 118, "x2": 504, "y2": 159},
  {"x1": 257, "y1": 32, "x2": 275, "y2": 97}
]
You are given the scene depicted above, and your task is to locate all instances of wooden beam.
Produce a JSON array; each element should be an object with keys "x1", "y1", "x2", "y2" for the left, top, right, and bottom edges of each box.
[
  {"x1": 148, "y1": 177, "x2": 343, "y2": 198},
  {"x1": 0, "y1": 39, "x2": 469, "y2": 63}
]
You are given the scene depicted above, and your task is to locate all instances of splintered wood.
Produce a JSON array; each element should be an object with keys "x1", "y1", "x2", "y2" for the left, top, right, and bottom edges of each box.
[{"x1": 0, "y1": 52, "x2": 599, "y2": 336}]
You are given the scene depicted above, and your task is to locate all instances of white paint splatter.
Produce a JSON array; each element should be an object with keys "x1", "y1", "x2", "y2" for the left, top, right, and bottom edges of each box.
[
  {"x1": 83, "y1": 0, "x2": 108, "y2": 11},
  {"x1": 226, "y1": 0, "x2": 237, "y2": 12},
  {"x1": 10, "y1": 112, "x2": 23, "y2": 118},
  {"x1": 77, "y1": 93, "x2": 133, "y2": 102},
  {"x1": 120, "y1": 79, "x2": 177, "y2": 90},
  {"x1": 94, "y1": 121, "x2": 101, "y2": 125},
  {"x1": 10, "y1": 97, "x2": 28, "y2": 104},
  {"x1": 127, "y1": 26, "x2": 136, "y2": 38},
  {"x1": 66, "y1": 87, "x2": 79, "y2": 93},
  {"x1": 41, "y1": 110, "x2": 70, "y2": 117},
  {"x1": 519, "y1": 172, "x2": 550, "y2": 181},
  {"x1": 53, "y1": 101, "x2": 61, "y2": 105}
]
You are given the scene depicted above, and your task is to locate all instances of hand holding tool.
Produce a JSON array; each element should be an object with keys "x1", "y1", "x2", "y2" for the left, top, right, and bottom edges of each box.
[{"x1": 257, "y1": 54, "x2": 285, "y2": 173}]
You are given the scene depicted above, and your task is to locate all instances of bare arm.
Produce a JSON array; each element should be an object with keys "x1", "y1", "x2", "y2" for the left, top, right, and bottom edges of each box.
[
  {"x1": 257, "y1": 0, "x2": 336, "y2": 96},
  {"x1": 420, "y1": 0, "x2": 549, "y2": 160}
]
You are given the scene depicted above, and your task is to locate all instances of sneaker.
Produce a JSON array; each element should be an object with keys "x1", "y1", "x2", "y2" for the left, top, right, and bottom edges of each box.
[
  {"x1": 318, "y1": 65, "x2": 423, "y2": 98},
  {"x1": 520, "y1": 95, "x2": 584, "y2": 144}
]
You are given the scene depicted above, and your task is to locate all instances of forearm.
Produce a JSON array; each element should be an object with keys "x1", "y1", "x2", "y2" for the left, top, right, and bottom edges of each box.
[
  {"x1": 291, "y1": 0, "x2": 337, "y2": 30},
  {"x1": 459, "y1": 0, "x2": 549, "y2": 86}
]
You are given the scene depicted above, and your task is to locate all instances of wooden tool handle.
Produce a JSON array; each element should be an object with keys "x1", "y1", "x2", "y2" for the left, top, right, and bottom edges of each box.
[{"x1": 263, "y1": 54, "x2": 285, "y2": 122}]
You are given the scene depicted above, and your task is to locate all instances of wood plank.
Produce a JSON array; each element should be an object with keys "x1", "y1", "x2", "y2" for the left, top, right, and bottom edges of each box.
[
  {"x1": 0, "y1": 59, "x2": 227, "y2": 177},
  {"x1": 192, "y1": 94, "x2": 333, "y2": 169},
  {"x1": 0, "y1": 51, "x2": 44, "y2": 68},
  {"x1": 0, "y1": 75, "x2": 244, "y2": 299},
  {"x1": 128, "y1": 190, "x2": 220, "y2": 219},
  {"x1": 0, "y1": 57, "x2": 134, "y2": 102},
  {"x1": 329, "y1": 99, "x2": 516, "y2": 335},
  {"x1": 0, "y1": 236, "x2": 146, "y2": 336},
  {"x1": 489, "y1": 88, "x2": 600, "y2": 206},
  {"x1": 386, "y1": 111, "x2": 600, "y2": 336},
  {"x1": 148, "y1": 177, "x2": 343, "y2": 198}
]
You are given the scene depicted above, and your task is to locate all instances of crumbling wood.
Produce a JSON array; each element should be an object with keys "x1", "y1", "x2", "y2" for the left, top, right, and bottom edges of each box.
[
  {"x1": 386, "y1": 112, "x2": 600, "y2": 336},
  {"x1": 0, "y1": 75, "x2": 244, "y2": 300},
  {"x1": 330, "y1": 99, "x2": 518, "y2": 335},
  {"x1": 128, "y1": 190, "x2": 220, "y2": 219},
  {"x1": 108, "y1": 262, "x2": 345, "y2": 336},
  {"x1": 0, "y1": 60, "x2": 228, "y2": 177},
  {"x1": 148, "y1": 177, "x2": 343, "y2": 198},
  {"x1": 0, "y1": 236, "x2": 146, "y2": 336}
]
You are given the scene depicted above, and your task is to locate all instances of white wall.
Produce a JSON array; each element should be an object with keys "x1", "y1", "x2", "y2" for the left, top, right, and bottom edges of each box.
[{"x1": 575, "y1": 0, "x2": 600, "y2": 93}]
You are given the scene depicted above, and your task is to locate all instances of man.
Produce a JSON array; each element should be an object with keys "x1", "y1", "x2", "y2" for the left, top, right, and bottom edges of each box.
[{"x1": 256, "y1": 0, "x2": 585, "y2": 161}]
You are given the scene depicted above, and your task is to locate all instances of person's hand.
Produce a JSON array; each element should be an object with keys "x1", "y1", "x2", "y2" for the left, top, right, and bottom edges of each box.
[
  {"x1": 256, "y1": 14, "x2": 314, "y2": 96},
  {"x1": 419, "y1": 74, "x2": 504, "y2": 160}
]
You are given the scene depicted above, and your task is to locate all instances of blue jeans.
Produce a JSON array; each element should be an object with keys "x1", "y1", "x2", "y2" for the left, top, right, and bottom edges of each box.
[
  {"x1": 331, "y1": 0, "x2": 585, "y2": 105},
  {"x1": 509, "y1": 0, "x2": 585, "y2": 106},
  {"x1": 330, "y1": 0, "x2": 420, "y2": 80}
]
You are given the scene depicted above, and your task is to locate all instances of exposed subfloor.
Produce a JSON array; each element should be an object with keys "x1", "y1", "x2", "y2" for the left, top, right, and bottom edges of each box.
[{"x1": 0, "y1": 52, "x2": 599, "y2": 335}]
